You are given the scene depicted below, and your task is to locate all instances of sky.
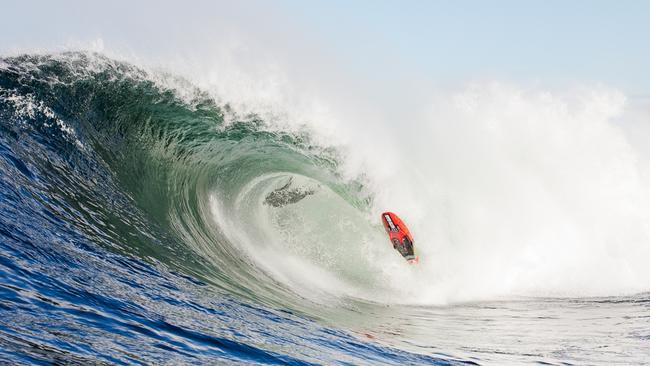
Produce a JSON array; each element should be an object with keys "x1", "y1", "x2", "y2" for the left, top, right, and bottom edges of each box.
[{"x1": 1, "y1": 0, "x2": 649, "y2": 96}]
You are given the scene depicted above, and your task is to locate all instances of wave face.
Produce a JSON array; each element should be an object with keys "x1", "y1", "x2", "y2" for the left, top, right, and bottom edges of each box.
[
  {"x1": 0, "y1": 52, "x2": 459, "y2": 365},
  {"x1": 1, "y1": 52, "x2": 650, "y2": 365}
]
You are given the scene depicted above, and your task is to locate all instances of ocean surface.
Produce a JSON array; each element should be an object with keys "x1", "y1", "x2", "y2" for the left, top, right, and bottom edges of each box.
[{"x1": 0, "y1": 52, "x2": 649, "y2": 365}]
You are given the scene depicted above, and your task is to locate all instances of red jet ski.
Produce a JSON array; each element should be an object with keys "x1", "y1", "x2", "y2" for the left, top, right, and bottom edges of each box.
[{"x1": 381, "y1": 212, "x2": 418, "y2": 264}]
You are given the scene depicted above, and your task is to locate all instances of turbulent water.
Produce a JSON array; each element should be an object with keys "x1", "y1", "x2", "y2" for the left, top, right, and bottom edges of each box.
[{"x1": 0, "y1": 52, "x2": 649, "y2": 365}]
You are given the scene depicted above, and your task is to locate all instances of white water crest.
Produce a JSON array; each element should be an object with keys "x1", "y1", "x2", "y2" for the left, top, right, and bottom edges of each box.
[{"x1": 194, "y1": 61, "x2": 650, "y2": 304}]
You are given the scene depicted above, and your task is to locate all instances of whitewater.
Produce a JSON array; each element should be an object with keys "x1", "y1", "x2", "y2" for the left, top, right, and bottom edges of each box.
[{"x1": 0, "y1": 52, "x2": 649, "y2": 365}]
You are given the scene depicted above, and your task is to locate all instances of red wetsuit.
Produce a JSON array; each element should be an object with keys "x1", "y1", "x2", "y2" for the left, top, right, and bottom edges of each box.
[{"x1": 381, "y1": 212, "x2": 417, "y2": 262}]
